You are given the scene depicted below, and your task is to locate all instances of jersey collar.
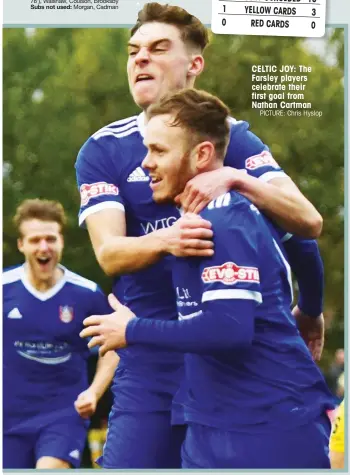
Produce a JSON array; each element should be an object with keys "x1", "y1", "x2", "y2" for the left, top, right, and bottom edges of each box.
[
  {"x1": 20, "y1": 264, "x2": 68, "y2": 301},
  {"x1": 137, "y1": 112, "x2": 146, "y2": 138}
]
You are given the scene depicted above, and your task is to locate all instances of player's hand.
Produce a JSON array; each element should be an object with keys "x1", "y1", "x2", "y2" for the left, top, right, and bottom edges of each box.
[
  {"x1": 74, "y1": 388, "x2": 98, "y2": 419},
  {"x1": 175, "y1": 167, "x2": 247, "y2": 214},
  {"x1": 80, "y1": 294, "x2": 136, "y2": 356},
  {"x1": 292, "y1": 305, "x2": 324, "y2": 361},
  {"x1": 158, "y1": 213, "x2": 214, "y2": 258}
]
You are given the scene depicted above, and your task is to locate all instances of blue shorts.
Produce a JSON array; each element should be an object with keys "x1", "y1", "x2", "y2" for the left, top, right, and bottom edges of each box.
[
  {"x1": 3, "y1": 410, "x2": 88, "y2": 468},
  {"x1": 182, "y1": 415, "x2": 331, "y2": 469},
  {"x1": 98, "y1": 411, "x2": 186, "y2": 468}
]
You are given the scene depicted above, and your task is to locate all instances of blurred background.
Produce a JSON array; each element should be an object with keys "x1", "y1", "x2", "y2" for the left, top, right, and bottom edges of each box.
[{"x1": 3, "y1": 28, "x2": 345, "y2": 467}]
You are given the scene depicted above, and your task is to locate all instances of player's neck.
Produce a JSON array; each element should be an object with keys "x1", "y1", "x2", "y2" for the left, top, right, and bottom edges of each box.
[
  {"x1": 200, "y1": 161, "x2": 223, "y2": 174},
  {"x1": 24, "y1": 264, "x2": 64, "y2": 292},
  {"x1": 143, "y1": 109, "x2": 150, "y2": 125}
]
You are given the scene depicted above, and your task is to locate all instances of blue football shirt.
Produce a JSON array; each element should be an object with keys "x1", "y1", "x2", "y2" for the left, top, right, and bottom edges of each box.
[
  {"x1": 126, "y1": 192, "x2": 333, "y2": 431},
  {"x1": 3, "y1": 264, "x2": 110, "y2": 432},
  {"x1": 75, "y1": 113, "x2": 288, "y2": 412}
]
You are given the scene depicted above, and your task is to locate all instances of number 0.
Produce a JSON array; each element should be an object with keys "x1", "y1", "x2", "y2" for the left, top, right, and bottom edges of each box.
[
  {"x1": 222, "y1": 18, "x2": 226, "y2": 26},
  {"x1": 311, "y1": 21, "x2": 316, "y2": 29}
]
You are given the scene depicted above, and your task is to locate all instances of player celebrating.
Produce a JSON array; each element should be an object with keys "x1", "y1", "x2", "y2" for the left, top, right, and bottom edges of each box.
[
  {"x1": 3, "y1": 199, "x2": 118, "y2": 469},
  {"x1": 81, "y1": 89, "x2": 333, "y2": 468},
  {"x1": 75, "y1": 2, "x2": 324, "y2": 468}
]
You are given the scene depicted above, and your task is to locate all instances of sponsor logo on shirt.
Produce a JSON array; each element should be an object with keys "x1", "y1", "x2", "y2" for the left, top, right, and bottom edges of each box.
[
  {"x1": 59, "y1": 306, "x2": 74, "y2": 323},
  {"x1": 245, "y1": 151, "x2": 279, "y2": 170},
  {"x1": 201, "y1": 262, "x2": 260, "y2": 285},
  {"x1": 250, "y1": 204, "x2": 260, "y2": 215},
  {"x1": 176, "y1": 287, "x2": 199, "y2": 308},
  {"x1": 69, "y1": 450, "x2": 80, "y2": 460},
  {"x1": 80, "y1": 182, "x2": 119, "y2": 206},
  {"x1": 127, "y1": 167, "x2": 150, "y2": 182},
  {"x1": 141, "y1": 216, "x2": 177, "y2": 235},
  {"x1": 14, "y1": 341, "x2": 72, "y2": 364},
  {"x1": 7, "y1": 307, "x2": 23, "y2": 319}
]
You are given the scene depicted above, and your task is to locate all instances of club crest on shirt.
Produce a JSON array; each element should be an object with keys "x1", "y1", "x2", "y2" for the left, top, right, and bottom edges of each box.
[{"x1": 59, "y1": 306, "x2": 74, "y2": 323}]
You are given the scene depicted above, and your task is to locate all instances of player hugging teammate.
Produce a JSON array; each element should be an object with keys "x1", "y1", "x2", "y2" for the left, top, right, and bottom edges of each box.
[
  {"x1": 3, "y1": 1, "x2": 334, "y2": 471},
  {"x1": 76, "y1": 2, "x2": 333, "y2": 469}
]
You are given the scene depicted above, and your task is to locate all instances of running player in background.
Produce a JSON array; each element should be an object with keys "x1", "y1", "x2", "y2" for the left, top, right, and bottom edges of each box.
[
  {"x1": 329, "y1": 395, "x2": 345, "y2": 468},
  {"x1": 3, "y1": 199, "x2": 118, "y2": 469},
  {"x1": 75, "y1": 2, "x2": 324, "y2": 468},
  {"x1": 82, "y1": 89, "x2": 333, "y2": 468}
]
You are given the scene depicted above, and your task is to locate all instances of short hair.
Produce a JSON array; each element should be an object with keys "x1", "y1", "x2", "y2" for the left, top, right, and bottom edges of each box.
[
  {"x1": 148, "y1": 89, "x2": 231, "y2": 159},
  {"x1": 13, "y1": 199, "x2": 67, "y2": 236},
  {"x1": 130, "y1": 2, "x2": 209, "y2": 52}
]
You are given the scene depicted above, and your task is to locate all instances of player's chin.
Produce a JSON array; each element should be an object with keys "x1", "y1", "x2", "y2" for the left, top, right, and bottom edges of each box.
[
  {"x1": 152, "y1": 189, "x2": 174, "y2": 204},
  {"x1": 132, "y1": 91, "x2": 155, "y2": 110}
]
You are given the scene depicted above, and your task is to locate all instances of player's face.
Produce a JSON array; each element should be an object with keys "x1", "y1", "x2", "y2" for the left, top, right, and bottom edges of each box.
[
  {"x1": 18, "y1": 219, "x2": 64, "y2": 281},
  {"x1": 127, "y1": 22, "x2": 202, "y2": 110},
  {"x1": 142, "y1": 114, "x2": 197, "y2": 203}
]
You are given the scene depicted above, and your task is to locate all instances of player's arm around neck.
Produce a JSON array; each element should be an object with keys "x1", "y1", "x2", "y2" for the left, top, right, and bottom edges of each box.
[
  {"x1": 180, "y1": 167, "x2": 322, "y2": 239},
  {"x1": 86, "y1": 209, "x2": 213, "y2": 277},
  {"x1": 231, "y1": 172, "x2": 322, "y2": 238}
]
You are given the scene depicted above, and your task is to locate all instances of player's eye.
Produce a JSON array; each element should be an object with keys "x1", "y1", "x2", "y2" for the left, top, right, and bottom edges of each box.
[
  {"x1": 153, "y1": 147, "x2": 165, "y2": 155},
  {"x1": 152, "y1": 47, "x2": 168, "y2": 54}
]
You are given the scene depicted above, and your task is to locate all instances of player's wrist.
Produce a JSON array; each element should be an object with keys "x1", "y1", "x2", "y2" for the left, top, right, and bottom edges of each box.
[
  {"x1": 226, "y1": 167, "x2": 255, "y2": 196},
  {"x1": 125, "y1": 316, "x2": 141, "y2": 344},
  {"x1": 86, "y1": 384, "x2": 101, "y2": 401},
  {"x1": 298, "y1": 299, "x2": 323, "y2": 319},
  {"x1": 149, "y1": 228, "x2": 172, "y2": 256}
]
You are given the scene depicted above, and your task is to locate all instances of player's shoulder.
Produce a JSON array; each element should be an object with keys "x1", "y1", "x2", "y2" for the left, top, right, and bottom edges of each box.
[
  {"x1": 228, "y1": 116, "x2": 249, "y2": 136},
  {"x1": 201, "y1": 191, "x2": 258, "y2": 220},
  {"x1": 91, "y1": 114, "x2": 140, "y2": 143},
  {"x1": 76, "y1": 114, "x2": 142, "y2": 166},
  {"x1": 200, "y1": 192, "x2": 263, "y2": 240},
  {"x1": 3, "y1": 264, "x2": 23, "y2": 286},
  {"x1": 63, "y1": 267, "x2": 99, "y2": 293}
]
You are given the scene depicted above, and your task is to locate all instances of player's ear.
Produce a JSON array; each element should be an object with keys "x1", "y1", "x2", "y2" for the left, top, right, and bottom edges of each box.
[
  {"x1": 195, "y1": 141, "x2": 215, "y2": 171},
  {"x1": 187, "y1": 54, "x2": 204, "y2": 79},
  {"x1": 17, "y1": 238, "x2": 24, "y2": 254}
]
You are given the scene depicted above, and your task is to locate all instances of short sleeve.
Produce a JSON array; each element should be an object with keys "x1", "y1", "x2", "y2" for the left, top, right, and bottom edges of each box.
[
  {"x1": 89, "y1": 285, "x2": 113, "y2": 316},
  {"x1": 224, "y1": 118, "x2": 288, "y2": 182},
  {"x1": 75, "y1": 137, "x2": 126, "y2": 227}
]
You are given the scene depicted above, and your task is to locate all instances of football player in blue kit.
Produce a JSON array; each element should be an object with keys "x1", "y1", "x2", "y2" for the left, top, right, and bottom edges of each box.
[
  {"x1": 75, "y1": 2, "x2": 324, "y2": 468},
  {"x1": 3, "y1": 199, "x2": 118, "y2": 469},
  {"x1": 81, "y1": 89, "x2": 333, "y2": 469}
]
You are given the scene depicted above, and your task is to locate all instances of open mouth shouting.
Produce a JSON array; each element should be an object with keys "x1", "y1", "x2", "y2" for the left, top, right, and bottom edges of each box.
[
  {"x1": 135, "y1": 73, "x2": 155, "y2": 84},
  {"x1": 36, "y1": 256, "x2": 52, "y2": 271}
]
